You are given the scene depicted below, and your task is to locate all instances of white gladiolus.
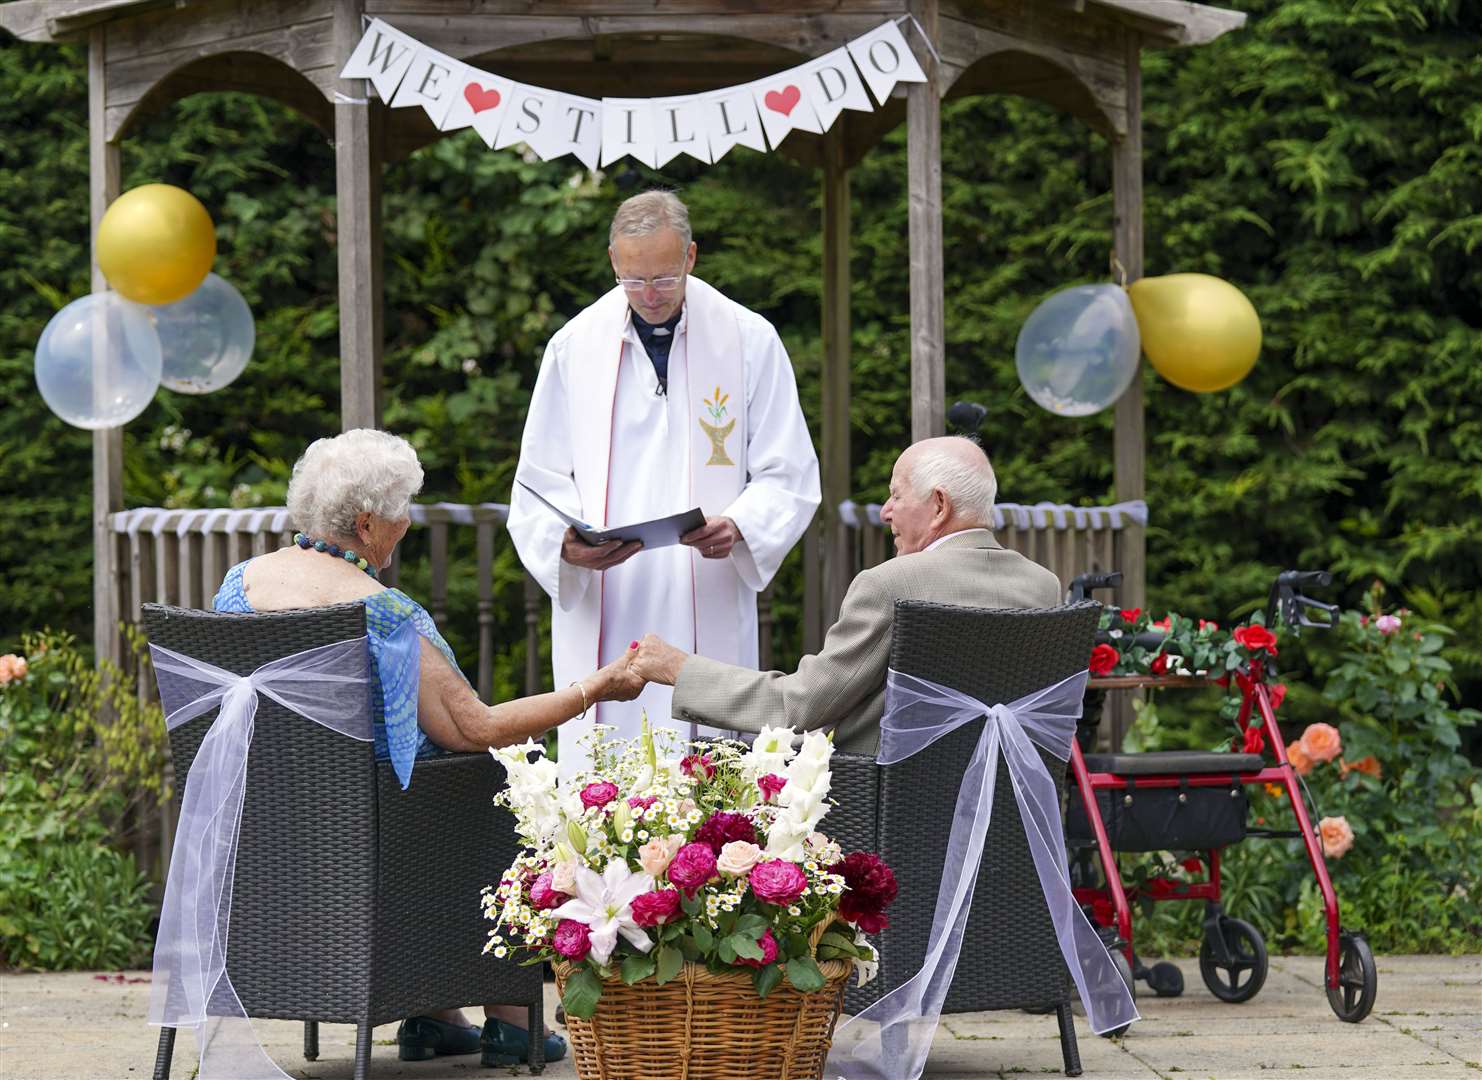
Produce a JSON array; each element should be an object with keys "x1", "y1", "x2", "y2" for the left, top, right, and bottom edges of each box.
[
  {"x1": 491, "y1": 740, "x2": 563, "y2": 843},
  {"x1": 742, "y1": 724, "x2": 798, "y2": 780}
]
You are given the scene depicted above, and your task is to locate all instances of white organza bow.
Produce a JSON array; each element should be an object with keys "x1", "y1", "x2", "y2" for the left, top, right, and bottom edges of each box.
[
  {"x1": 147, "y1": 637, "x2": 372, "y2": 1080},
  {"x1": 827, "y1": 667, "x2": 1139, "y2": 1080}
]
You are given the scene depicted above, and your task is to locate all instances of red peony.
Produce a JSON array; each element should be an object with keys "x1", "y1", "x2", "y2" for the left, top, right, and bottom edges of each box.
[
  {"x1": 1233, "y1": 624, "x2": 1278, "y2": 655},
  {"x1": 680, "y1": 753, "x2": 716, "y2": 780},
  {"x1": 552, "y1": 919, "x2": 591, "y2": 961},
  {"x1": 631, "y1": 887, "x2": 682, "y2": 927},
  {"x1": 735, "y1": 928, "x2": 779, "y2": 969},
  {"x1": 757, "y1": 773, "x2": 788, "y2": 802},
  {"x1": 667, "y1": 842, "x2": 718, "y2": 897},
  {"x1": 529, "y1": 871, "x2": 569, "y2": 911},
  {"x1": 749, "y1": 859, "x2": 809, "y2": 906},
  {"x1": 1121, "y1": 607, "x2": 1142, "y2": 624},
  {"x1": 830, "y1": 852, "x2": 899, "y2": 933},
  {"x1": 1089, "y1": 643, "x2": 1119, "y2": 676},
  {"x1": 1149, "y1": 653, "x2": 1171, "y2": 676},
  {"x1": 580, "y1": 781, "x2": 619, "y2": 810},
  {"x1": 693, "y1": 811, "x2": 757, "y2": 854}
]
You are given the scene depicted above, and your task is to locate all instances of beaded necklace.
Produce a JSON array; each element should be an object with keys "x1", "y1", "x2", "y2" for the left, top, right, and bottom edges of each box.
[{"x1": 293, "y1": 532, "x2": 379, "y2": 579}]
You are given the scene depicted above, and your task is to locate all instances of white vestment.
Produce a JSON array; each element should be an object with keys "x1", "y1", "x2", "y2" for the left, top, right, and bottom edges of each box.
[{"x1": 508, "y1": 277, "x2": 820, "y2": 775}]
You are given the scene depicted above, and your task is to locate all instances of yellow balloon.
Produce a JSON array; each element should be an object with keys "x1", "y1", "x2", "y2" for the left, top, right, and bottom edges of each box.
[
  {"x1": 96, "y1": 184, "x2": 216, "y2": 305},
  {"x1": 1127, "y1": 273, "x2": 1261, "y2": 392}
]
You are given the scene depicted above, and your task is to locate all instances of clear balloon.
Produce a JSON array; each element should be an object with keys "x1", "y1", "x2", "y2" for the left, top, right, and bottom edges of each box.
[
  {"x1": 1015, "y1": 285, "x2": 1141, "y2": 417},
  {"x1": 151, "y1": 273, "x2": 255, "y2": 394},
  {"x1": 34, "y1": 292, "x2": 162, "y2": 430}
]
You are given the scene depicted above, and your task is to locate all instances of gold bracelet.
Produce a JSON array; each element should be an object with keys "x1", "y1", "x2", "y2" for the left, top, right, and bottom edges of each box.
[{"x1": 569, "y1": 680, "x2": 590, "y2": 719}]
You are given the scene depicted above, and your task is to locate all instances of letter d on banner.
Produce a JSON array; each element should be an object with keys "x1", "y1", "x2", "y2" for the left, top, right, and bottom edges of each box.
[{"x1": 845, "y1": 20, "x2": 928, "y2": 105}]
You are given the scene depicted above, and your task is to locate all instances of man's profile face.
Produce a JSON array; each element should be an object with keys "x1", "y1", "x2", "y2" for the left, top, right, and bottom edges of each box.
[
  {"x1": 880, "y1": 453, "x2": 939, "y2": 555},
  {"x1": 610, "y1": 227, "x2": 696, "y2": 325}
]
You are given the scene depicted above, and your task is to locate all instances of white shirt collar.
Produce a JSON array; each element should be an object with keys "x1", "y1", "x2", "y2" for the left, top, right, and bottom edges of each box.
[{"x1": 923, "y1": 527, "x2": 991, "y2": 552}]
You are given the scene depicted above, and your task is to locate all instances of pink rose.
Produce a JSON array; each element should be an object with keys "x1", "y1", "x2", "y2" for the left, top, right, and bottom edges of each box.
[
  {"x1": 1375, "y1": 614, "x2": 1402, "y2": 635},
  {"x1": 580, "y1": 781, "x2": 620, "y2": 810},
  {"x1": 552, "y1": 919, "x2": 591, "y2": 961},
  {"x1": 551, "y1": 861, "x2": 577, "y2": 894},
  {"x1": 735, "y1": 928, "x2": 778, "y2": 969},
  {"x1": 0, "y1": 653, "x2": 24, "y2": 685},
  {"x1": 757, "y1": 773, "x2": 787, "y2": 802},
  {"x1": 681, "y1": 753, "x2": 716, "y2": 780},
  {"x1": 694, "y1": 811, "x2": 757, "y2": 854},
  {"x1": 667, "y1": 842, "x2": 718, "y2": 897},
  {"x1": 1319, "y1": 816, "x2": 1355, "y2": 859},
  {"x1": 627, "y1": 796, "x2": 658, "y2": 812},
  {"x1": 716, "y1": 841, "x2": 764, "y2": 878},
  {"x1": 630, "y1": 887, "x2": 682, "y2": 928},
  {"x1": 748, "y1": 859, "x2": 807, "y2": 906},
  {"x1": 638, "y1": 835, "x2": 685, "y2": 878},
  {"x1": 1299, "y1": 722, "x2": 1342, "y2": 764},
  {"x1": 529, "y1": 871, "x2": 569, "y2": 911}
]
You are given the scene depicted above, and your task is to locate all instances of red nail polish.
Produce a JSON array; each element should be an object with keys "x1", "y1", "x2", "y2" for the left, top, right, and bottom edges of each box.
[{"x1": 629, "y1": 640, "x2": 639, "y2": 649}]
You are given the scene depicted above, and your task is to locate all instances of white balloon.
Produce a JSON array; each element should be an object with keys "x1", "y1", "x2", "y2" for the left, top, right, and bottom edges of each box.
[
  {"x1": 1015, "y1": 285, "x2": 1141, "y2": 417},
  {"x1": 34, "y1": 292, "x2": 162, "y2": 430},
  {"x1": 150, "y1": 272, "x2": 255, "y2": 394}
]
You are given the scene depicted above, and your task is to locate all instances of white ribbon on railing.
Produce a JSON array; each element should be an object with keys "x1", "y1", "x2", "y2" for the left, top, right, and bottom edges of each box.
[
  {"x1": 827, "y1": 667, "x2": 1138, "y2": 1080},
  {"x1": 147, "y1": 637, "x2": 373, "y2": 1080}
]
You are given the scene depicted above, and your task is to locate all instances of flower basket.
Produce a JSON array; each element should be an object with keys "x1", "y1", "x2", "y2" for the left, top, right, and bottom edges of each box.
[{"x1": 554, "y1": 922, "x2": 851, "y2": 1080}]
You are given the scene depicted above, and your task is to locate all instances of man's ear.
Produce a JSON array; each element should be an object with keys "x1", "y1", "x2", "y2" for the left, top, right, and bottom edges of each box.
[
  {"x1": 933, "y1": 489, "x2": 950, "y2": 523},
  {"x1": 685, "y1": 241, "x2": 697, "y2": 272}
]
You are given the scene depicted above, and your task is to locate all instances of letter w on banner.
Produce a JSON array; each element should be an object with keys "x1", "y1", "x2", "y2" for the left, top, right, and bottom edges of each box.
[{"x1": 339, "y1": 18, "x2": 420, "y2": 101}]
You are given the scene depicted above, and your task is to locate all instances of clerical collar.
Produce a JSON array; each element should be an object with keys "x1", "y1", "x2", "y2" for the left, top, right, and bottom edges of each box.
[
  {"x1": 629, "y1": 306, "x2": 683, "y2": 393},
  {"x1": 630, "y1": 307, "x2": 682, "y2": 343}
]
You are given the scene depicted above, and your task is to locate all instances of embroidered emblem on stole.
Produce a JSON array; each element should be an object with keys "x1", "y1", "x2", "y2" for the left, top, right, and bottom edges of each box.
[{"x1": 699, "y1": 385, "x2": 736, "y2": 467}]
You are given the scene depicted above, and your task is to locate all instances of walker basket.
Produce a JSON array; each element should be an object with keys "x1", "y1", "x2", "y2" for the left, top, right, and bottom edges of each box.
[{"x1": 553, "y1": 942, "x2": 852, "y2": 1080}]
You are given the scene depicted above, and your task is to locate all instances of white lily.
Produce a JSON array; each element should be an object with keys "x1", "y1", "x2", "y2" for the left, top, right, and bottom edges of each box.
[{"x1": 549, "y1": 860, "x2": 656, "y2": 966}]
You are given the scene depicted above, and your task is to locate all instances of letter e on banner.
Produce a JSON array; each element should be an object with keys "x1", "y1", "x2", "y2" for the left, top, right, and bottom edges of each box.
[
  {"x1": 388, "y1": 46, "x2": 466, "y2": 130},
  {"x1": 339, "y1": 18, "x2": 421, "y2": 101},
  {"x1": 845, "y1": 20, "x2": 928, "y2": 105}
]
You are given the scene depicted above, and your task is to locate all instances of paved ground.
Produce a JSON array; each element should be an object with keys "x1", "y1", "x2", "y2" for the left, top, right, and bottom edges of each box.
[{"x1": 0, "y1": 955, "x2": 1477, "y2": 1079}]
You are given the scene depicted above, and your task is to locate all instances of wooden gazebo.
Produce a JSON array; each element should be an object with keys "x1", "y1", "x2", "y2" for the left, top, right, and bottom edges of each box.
[{"x1": 4, "y1": 0, "x2": 1245, "y2": 667}]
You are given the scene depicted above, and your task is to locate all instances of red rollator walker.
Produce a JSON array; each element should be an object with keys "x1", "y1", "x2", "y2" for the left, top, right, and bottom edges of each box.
[{"x1": 1064, "y1": 570, "x2": 1378, "y2": 1026}]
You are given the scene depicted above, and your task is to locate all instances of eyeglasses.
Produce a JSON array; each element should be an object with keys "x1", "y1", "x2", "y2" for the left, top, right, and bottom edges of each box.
[{"x1": 615, "y1": 270, "x2": 686, "y2": 294}]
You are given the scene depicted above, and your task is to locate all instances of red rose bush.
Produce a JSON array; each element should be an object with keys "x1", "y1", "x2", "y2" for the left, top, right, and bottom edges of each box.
[{"x1": 484, "y1": 720, "x2": 897, "y2": 1018}]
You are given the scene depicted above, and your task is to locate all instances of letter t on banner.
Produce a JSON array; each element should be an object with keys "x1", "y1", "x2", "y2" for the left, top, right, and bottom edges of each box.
[
  {"x1": 339, "y1": 18, "x2": 420, "y2": 101},
  {"x1": 845, "y1": 20, "x2": 928, "y2": 105}
]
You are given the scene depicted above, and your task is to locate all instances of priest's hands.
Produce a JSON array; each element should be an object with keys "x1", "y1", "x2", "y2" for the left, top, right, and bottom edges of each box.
[
  {"x1": 561, "y1": 527, "x2": 642, "y2": 571},
  {"x1": 630, "y1": 633, "x2": 689, "y2": 686},
  {"x1": 681, "y1": 516, "x2": 742, "y2": 559}
]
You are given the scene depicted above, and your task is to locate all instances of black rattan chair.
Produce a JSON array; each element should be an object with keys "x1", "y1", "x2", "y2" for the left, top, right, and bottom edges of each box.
[
  {"x1": 142, "y1": 602, "x2": 545, "y2": 1080},
  {"x1": 827, "y1": 600, "x2": 1102, "y2": 1077}
]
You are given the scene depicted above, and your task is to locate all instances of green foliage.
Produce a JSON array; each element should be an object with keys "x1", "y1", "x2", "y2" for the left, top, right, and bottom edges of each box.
[{"x1": 0, "y1": 630, "x2": 167, "y2": 969}]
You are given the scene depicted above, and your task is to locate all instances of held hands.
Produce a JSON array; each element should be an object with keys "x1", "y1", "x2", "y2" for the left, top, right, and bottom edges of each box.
[
  {"x1": 588, "y1": 649, "x2": 646, "y2": 703},
  {"x1": 561, "y1": 526, "x2": 642, "y2": 571},
  {"x1": 681, "y1": 516, "x2": 742, "y2": 560},
  {"x1": 629, "y1": 633, "x2": 689, "y2": 687}
]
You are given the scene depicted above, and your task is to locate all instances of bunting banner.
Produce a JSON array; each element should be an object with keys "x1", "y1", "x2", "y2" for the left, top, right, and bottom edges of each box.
[{"x1": 339, "y1": 17, "x2": 929, "y2": 168}]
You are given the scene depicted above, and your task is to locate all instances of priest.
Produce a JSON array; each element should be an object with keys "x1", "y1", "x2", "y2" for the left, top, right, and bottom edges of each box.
[{"x1": 508, "y1": 190, "x2": 820, "y2": 774}]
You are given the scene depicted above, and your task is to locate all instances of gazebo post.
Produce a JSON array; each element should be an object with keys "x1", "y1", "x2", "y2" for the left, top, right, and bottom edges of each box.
[
  {"x1": 333, "y1": 0, "x2": 385, "y2": 432},
  {"x1": 89, "y1": 27, "x2": 122, "y2": 675},
  {"x1": 820, "y1": 126, "x2": 853, "y2": 631},
  {"x1": 906, "y1": 0, "x2": 945, "y2": 442}
]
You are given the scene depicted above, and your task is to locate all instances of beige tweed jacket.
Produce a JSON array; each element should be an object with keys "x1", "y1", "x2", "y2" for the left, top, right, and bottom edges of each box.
[{"x1": 671, "y1": 529, "x2": 1064, "y2": 756}]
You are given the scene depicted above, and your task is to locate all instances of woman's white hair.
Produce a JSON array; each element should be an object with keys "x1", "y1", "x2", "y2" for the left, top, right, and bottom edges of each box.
[
  {"x1": 286, "y1": 429, "x2": 423, "y2": 540},
  {"x1": 909, "y1": 437, "x2": 997, "y2": 526},
  {"x1": 609, "y1": 190, "x2": 692, "y2": 250}
]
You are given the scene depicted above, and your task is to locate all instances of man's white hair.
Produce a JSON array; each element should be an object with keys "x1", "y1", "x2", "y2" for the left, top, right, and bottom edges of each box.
[
  {"x1": 909, "y1": 437, "x2": 997, "y2": 526},
  {"x1": 286, "y1": 428, "x2": 424, "y2": 540},
  {"x1": 609, "y1": 190, "x2": 692, "y2": 250}
]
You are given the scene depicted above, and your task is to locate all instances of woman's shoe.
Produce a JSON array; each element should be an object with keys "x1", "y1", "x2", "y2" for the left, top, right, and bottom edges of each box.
[
  {"x1": 480, "y1": 1018, "x2": 568, "y2": 1066},
  {"x1": 397, "y1": 1016, "x2": 482, "y2": 1061}
]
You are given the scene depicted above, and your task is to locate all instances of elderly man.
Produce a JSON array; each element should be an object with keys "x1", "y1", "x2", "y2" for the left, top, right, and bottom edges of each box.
[
  {"x1": 508, "y1": 190, "x2": 820, "y2": 772},
  {"x1": 630, "y1": 437, "x2": 1062, "y2": 755}
]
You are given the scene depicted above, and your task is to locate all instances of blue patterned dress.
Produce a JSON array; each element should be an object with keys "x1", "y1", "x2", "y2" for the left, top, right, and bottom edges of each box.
[{"x1": 213, "y1": 560, "x2": 462, "y2": 789}]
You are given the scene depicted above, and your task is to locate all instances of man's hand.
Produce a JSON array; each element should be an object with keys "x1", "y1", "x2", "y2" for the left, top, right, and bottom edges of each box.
[
  {"x1": 680, "y1": 516, "x2": 742, "y2": 560},
  {"x1": 631, "y1": 633, "x2": 689, "y2": 686},
  {"x1": 589, "y1": 651, "x2": 646, "y2": 703},
  {"x1": 561, "y1": 527, "x2": 642, "y2": 571}
]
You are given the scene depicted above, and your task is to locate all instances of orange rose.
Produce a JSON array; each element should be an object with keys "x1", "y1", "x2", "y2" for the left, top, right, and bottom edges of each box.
[
  {"x1": 1299, "y1": 722, "x2": 1342, "y2": 764},
  {"x1": 1286, "y1": 740, "x2": 1314, "y2": 776},
  {"x1": 1318, "y1": 816, "x2": 1355, "y2": 859},
  {"x1": 1340, "y1": 755, "x2": 1382, "y2": 779}
]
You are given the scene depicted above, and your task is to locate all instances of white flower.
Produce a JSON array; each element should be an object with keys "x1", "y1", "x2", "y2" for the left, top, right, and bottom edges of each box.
[
  {"x1": 743, "y1": 724, "x2": 797, "y2": 780},
  {"x1": 716, "y1": 841, "x2": 763, "y2": 878},
  {"x1": 852, "y1": 934, "x2": 879, "y2": 987},
  {"x1": 549, "y1": 860, "x2": 656, "y2": 966}
]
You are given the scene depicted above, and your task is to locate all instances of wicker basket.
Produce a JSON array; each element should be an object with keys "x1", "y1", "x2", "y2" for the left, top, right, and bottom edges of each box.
[{"x1": 553, "y1": 925, "x2": 853, "y2": 1080}]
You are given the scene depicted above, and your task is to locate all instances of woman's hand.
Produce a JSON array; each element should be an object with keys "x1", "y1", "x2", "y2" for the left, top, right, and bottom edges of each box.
[{"x1": 589, "y1": 652, "x2": 645, "y2": 703}]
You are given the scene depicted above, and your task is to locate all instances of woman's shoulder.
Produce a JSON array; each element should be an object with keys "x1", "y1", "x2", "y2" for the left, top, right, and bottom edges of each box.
[{"x1": 213, "y1": 560, "x2": 253, "y2": 612}]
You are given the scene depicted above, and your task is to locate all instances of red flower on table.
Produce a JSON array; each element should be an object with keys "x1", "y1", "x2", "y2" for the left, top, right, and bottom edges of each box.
[
  {"x1": 681, "y1": 753, "x2": 716, "y2": 780},
  {"x1": 1121, "y1": 608, "x2": 1142, "y2": 624},
  {"x1": 631, "y1": 887, "x2": 682, "y2": 927},
  {"x1": 552, "y1": 919, "x2": 592, "y2": 961},
  {"x1": 1233, "y1": 624, "x2": 1278, "y2": 655},
  {"x1": 1089, "y1": 643, "x2": 1119, "y2": 676},
  {"x1": 1149, "y1": 653, "x2": 1171, "y2": 676},
  {"x1": 694, "y1": 811, "x2": 756, "y2": 854},
  {"x1": 830, "y1": 851, "x2": 899, "y2": 933}
]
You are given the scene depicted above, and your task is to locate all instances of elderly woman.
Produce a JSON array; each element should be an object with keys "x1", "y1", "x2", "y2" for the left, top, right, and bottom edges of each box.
[{"x1": 213, "y1": 428, "x2": 632, "y2": 1066}]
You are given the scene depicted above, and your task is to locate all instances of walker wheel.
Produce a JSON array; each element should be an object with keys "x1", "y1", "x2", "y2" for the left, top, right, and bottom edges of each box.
[
  {"x1": 1326, "y1": 931, "x2": 1377, "y2": 1023},
  {"x1": 1101, "y1": 946, "x2": 1136, "y2": 1039},
  {"x1": 1200, "y1": 915, "x2": 1268, "y2": 1003},
  {"x1": 1147, "y1": 960, "x2": 1184, "y2": 998}
]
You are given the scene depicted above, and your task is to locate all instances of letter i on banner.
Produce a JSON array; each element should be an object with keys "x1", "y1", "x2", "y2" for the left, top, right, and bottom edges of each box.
[
  {"x1": 652, "y1": 95, "x2": 713, "y2": 167},
  {"x1": 845, "y1": 20, "x2": 928, "y2": 105},
  {"x1": 339, "y1": 18, "x2": 421, "y2": 101},
  {"x1": 601, "y1": 99, "x2": 658, "y2": 168},
  {"x1": 443, "y1": 66, "x2": 514, "y2": 143},
  {"x1": 388, "y1": 46, "x2": 467, "y2": 130},
  {"x1": 751, "y1": 65, "x2": 824, "y2": 150},
  {"x1": 700, "y1": 87, "x2": 768, "y2": 162},
  {"x1": 801, "y1": 47, "x2": 875, "y2": 129}
]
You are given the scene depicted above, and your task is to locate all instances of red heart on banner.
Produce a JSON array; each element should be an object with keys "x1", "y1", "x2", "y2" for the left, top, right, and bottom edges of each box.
[
  {"x1": 763, "y1": 85, "x2": 801, "y2": 117},
  {"x1": 464, "y1": 83, "x2": 502, "y2": 114}
]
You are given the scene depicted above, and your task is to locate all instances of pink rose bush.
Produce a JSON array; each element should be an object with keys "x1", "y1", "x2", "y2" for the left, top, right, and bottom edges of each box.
[
  {"x1": 0, "y1": 653, "x2": 28, "y2": 686},
  {"x1": 483, "y1": 719, "x2": 896, "y2": 1019}
]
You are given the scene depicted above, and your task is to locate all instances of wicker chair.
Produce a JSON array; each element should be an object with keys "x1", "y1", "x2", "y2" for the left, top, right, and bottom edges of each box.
[
  {"x1": 142, "y1": 602, "x2": 545, "y2": 1080},
  {"x1": 827, "y1": 600, "x2": 1102, "y2": 1077}
]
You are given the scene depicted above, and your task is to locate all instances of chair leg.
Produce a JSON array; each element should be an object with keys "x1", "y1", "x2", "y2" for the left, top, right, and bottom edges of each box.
[
  {"x1": 353, "y1": 1021, "x2": 373, "y2": 1080},
  {"x1": 1056, "y1": 1003, "x2": 1083, "y2": 1077},
  {"x1": 527, "y1": 999, "x2": 546, "y2": 1074},
  {"x1": 152, "y1": 1026, "x2": 176, "y2": 1080},
  {"x1": 303, "y1": 1020, "x2": 319, "y2": 1061}
]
